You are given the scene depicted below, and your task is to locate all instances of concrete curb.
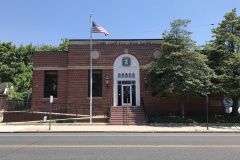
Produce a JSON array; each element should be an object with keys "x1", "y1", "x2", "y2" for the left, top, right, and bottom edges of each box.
[
  {"x1": 2, "y1": 131, "x2": 240, "y2": 133},
  {"x1": 0, "y1": 123, "x2": 107, "y2": 126},
  {"x1": 2, "y1": 123, "x2": 240, "y2": 127},
  {"x1": 1, "y1": 123, "x2": 240, "y2": 134}
]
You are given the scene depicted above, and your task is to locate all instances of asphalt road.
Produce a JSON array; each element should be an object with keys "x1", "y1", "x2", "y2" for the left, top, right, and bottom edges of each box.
[{"x1": 0, "y1": 133, "x2": 240, "y2": 160}]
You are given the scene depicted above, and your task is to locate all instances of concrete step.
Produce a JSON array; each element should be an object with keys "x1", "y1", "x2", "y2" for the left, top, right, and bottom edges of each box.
[{"x1": 109, "y1": 106, "x2": 147, "y2": 125}]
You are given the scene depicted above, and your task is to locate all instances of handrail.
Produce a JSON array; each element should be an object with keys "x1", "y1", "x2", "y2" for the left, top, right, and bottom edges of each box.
[
  {"x1": 123, "y1": 106, "x2": 129, "y2": 125},
  {"x1": 141, "y1": 97, "x2": 147, "y2": 119},
  {"x1": 108, "y1": 97, "x2": 113, "y2": 123},
  {"x1": 126, "y1": 105, "x2": 129, "y2": 125}
]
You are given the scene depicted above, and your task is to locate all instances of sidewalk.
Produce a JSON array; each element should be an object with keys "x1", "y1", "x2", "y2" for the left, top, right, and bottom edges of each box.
[{"x1": 1, "y1": 122, "x2": 240, "y2": 133}]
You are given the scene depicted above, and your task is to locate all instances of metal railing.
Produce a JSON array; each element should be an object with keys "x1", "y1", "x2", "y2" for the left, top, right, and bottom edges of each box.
[
  {"x1": 123, "y1": 107, "x2": 128, "y2": 125},
  {"x1": 3, "y1": 100, "x2": 110, "y2": 122},
  {"x1": 5, "y1": 100, "x2": 32, "y2": 111},
  {"x1": 108, "y1": 97, "x2": 113, "y2": 118},
  {"x1": 123, "y1": 105, "x2": 129, "y2": 125},
  {"x1": 141, "y1": 97, "x2": 147, "y2": 119}
]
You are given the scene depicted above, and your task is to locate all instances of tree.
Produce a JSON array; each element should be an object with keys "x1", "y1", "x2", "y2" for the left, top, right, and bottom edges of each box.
[
  {"x1": 0, "y1": 38, "x2": 69, "y2": 100},
  {"x1": 144, "y1": 19, "x2": 213, "y2": 118},
  {"x1": 58, "y1": 38, "x2": 69, "y2": 51},
  {"x1": 0, "y1": 42, "x2": 34, "y2": 100},
  {"x1": 37, "y1": 38, "x2": 68, "y2": 51},
  {"x1": 206, "y1": 8, "x2": 240, "y2": 116}
]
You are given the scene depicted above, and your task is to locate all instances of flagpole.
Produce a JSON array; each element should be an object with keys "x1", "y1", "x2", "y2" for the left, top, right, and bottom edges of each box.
[{"x1": 90, "y1": 13, "x2": 93, "y2": 123}]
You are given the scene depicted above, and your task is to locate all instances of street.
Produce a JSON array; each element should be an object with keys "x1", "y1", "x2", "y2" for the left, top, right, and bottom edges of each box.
[{"x1": 0, "y1": 133, "x2": 240, "y2": 160}]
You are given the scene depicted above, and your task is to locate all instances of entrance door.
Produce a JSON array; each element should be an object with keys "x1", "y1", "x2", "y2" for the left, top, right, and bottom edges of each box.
[{"x1": 122, "y1": 85, "x2": 131, "y2": 106}]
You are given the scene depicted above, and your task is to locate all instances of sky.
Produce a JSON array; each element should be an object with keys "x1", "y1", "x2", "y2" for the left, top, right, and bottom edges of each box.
[{"x1": 0, "y1": 0, "x2": 239, "y2": 47}]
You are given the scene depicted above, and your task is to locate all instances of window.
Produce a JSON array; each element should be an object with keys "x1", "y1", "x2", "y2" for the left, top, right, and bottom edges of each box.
[
  {"x1": 129, "y1": 73, "x2": 132, "y2": 78},
  {"x1": 118, "y1": 73, "x2": 136, "y2": 79},
  {"x1": 88, "y1": 70, "x2": 102, "y2": 97},
  {"x1": 44, "y1": 71, "x2": 58, "y2": 98},
  {"x1": 132, "y1": 73, "x2": 135, "y2": 78}
]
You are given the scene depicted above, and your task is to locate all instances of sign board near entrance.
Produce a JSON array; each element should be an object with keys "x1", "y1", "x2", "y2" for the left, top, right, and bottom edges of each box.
[{"x1": 122, "y1": 57, "x2": 131, "y2": 66}]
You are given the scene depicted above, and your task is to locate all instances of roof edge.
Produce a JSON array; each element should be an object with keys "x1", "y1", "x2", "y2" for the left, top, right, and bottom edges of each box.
[{"x1": 69, "y1": 39, "x2": 163, "y2": 45}]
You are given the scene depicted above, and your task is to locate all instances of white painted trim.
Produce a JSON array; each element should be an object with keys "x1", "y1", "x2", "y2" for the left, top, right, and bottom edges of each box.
[
  {"x1": 33, "y1": 67, "x2": 68, "y2": 70},
  {"x1": 68, "y1": 66, "x2": 113, "y2": 70},
  {"x1": 33, "y1": 66, "x2": 113, "y2": 70},
  {"x1": 113, "y1": 54, "x2": 140, "y2": 106}
]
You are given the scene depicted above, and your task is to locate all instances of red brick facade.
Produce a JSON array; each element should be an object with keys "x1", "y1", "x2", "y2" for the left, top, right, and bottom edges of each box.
[{"x1": 32, "y1": 39, "x2": 224, "y2": 116}]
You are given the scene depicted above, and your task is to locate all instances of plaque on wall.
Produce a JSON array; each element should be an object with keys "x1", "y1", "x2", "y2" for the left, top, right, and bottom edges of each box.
[
  {"x1": 211, "y1": 101, "x2": 222, "y2": 106},
  {"x1": 122, "y1": 57, "x2": 131, "y2": 66}
]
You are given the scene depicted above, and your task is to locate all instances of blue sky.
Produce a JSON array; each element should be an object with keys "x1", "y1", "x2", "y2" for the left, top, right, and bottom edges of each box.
[{"x1": 0, "y1": 0, "x2": 239, "y2": 46}]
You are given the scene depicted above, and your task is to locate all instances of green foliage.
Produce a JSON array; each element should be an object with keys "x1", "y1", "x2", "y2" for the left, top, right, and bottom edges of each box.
[
  {"x1": 211, "y1": 8, "x2": 240, "y2": 54},
  {"x1": 144, "y1": 19, "x2": 213, "y2": 117},
  {"x1": 58, "y1": 38, "x2": 69, "y2": 51},
  {"x1": 219, "y1": 53, "x2": 240, "y2": 96},
  {"x1": 162, "y1": 19, "x2": 197, "y2": 52},
  {"x1": 37, "y1": 38, "x2": 69, "y2": 51},
  {"x1": 206, "y1": 8, "x2": 240, "y2": 115},
  {"x1": 145, "y1": 51, "x2": 212, "y2": 97},
  {"x1": 0, "y1": 38, "x2": 69, "y2": 100}
]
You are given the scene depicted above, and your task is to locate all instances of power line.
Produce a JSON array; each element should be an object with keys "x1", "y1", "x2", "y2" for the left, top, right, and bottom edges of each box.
[
  {"x1": 6, "y1": 23, "x2": 218, "y2": 45},
  {"x1": 107, "y1": 23, "x2": 217, "y2": 37}
]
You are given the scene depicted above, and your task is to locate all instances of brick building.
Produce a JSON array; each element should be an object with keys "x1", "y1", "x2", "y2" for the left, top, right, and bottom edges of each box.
[{"x1": 32, "y1": 39, "x2": 224, "y2": 121}]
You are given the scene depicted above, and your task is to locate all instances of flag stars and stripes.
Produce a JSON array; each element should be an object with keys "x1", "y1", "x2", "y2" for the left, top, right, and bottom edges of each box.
[{"x1": 92, "y1": 21, "x2": 109, "y2": 36}]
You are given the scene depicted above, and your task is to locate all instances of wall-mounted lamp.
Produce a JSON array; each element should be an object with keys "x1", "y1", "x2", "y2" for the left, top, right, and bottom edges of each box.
[
  {"x1": 144, "y1": 77, "x2": 148, "y2": 84},
  {"x1": 105, "y1": 76, "x2": 110, "y2": 86}
]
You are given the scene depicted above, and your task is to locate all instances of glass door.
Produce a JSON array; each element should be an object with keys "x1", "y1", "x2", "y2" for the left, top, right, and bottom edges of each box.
[{"x1": 122, "y1": 85, "x2": 131, "y2": 106}]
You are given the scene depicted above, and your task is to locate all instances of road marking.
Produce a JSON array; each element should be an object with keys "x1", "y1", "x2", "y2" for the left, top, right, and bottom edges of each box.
[{"x1": 0, "y1": 145, "x2": 240, "y2": 148}]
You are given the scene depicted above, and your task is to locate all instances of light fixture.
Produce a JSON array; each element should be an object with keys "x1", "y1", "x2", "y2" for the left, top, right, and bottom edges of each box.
[
  {"x1": 144, "y1": 77, "x2": 148, "y2": 86},
  {"x1": 105, "y1": 76, "x2": 110, "y2": 86}
]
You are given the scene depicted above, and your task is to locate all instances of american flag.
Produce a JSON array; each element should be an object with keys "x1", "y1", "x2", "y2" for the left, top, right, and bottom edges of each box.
[{"x1": 92, "y1": 21, "x2": 109, "y2": 36}]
